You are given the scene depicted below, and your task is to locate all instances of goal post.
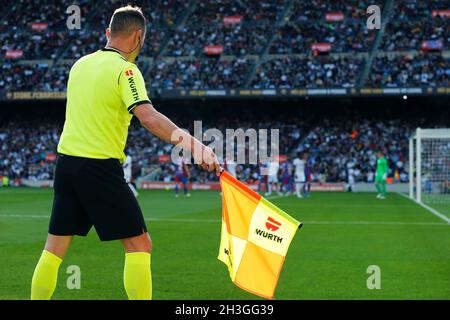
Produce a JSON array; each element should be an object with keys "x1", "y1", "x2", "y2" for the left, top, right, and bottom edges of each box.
[{"x1": 409, "y1": 128, "x2": 450, "y2": 214}]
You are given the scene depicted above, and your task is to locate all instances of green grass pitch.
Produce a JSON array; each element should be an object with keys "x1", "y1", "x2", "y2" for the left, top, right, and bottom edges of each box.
[{"x1": 0, "y1": 188, "x2": 449, "y2": 300}]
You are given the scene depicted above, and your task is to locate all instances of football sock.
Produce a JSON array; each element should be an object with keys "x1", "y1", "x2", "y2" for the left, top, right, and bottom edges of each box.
[
  {"x1": 128, "y1": 182, "x2": 138, "y2": 197},
  {"x1": 184, "y1": 185, "x2": 188, "y2": 195},
  {"x1": 296, "y1": 183, "x2": 301, "y2": 197},
  {"x1": 375, "y1": 184, "x2": 382, "y2": 194},
  {"x1": 124, "y1": 252, "x2": 152, "y2": 300},
  {"x1": 381, "y1": 182, "x2": 386, "y2": 196},
  {"x1": 31, "y1": 250, "x2": 62, "y2": 300},
  {"x1": 175, "y1": 184, "x2": 179, "y2": 195}
]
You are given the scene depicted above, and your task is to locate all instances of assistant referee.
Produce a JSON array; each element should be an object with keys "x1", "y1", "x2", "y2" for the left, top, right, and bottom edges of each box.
[{"x1": 31, "y1": 5, "x2": 220, "y2": 300}]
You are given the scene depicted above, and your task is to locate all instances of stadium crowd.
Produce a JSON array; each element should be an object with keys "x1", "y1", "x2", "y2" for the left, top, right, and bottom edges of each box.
[
  {"x1": 368, "y1": 54, "x2": 449, "y2": 88},
  {"x1": 0, "y1": 0, "x2": 449, "y2": 184},
  {"x1": 191, "y1": 0, "x2": 287, "y2": 24},
  {"x1": 269, "y1": 21, "x2": 375, "y2": 54},
  {"x1": 296, "y1": 119, "x2": 412, "y2": 183},
  {"x1": 0, "y1": 31, "x2": 66, "y2": 60},
  {"x1": 1, "y1": 112, "x2": 430, "y2": 184},
  {"x1": 382, "y1": 17, "x2": 449, "y2": 52},
  {"x1": 89, "y1": 0, "x2": 190, "y2": 29},
  {"x1": 288, "y1": 0, "x2": 384, "y2": 22},
  {"x1": 251, "y1": 56, "x2": 363, "y2": 89},
  {"x1": 1, "y1": 0, "x2": 95, "y2": 31},
  {"x1": 0, "y1": 62, "x2": 62, "y2": 92},
  {"x1": 0, "y1": 0, "x2": 448, "y2": 91},
  {"x1": 0, "y1": 120, "x2": 60, "y2": 181},
  {"x1": 164, "y1": 23, "x2": 270, "y2": 57},
  {"x1": 149, "y1": 57, "x2": 253, "y2": 90}
]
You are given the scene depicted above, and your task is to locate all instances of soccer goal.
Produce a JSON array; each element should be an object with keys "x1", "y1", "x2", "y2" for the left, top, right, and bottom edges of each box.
[{"x1": 409, "y1": 128, "x2": 450, "y2": 215}]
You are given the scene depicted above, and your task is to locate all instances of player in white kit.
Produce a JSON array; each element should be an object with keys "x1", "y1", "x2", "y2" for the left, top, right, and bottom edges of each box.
[
  {"x1": 266, "y1": 159, "x2": 281, "y2": 196},
  {"x1": 123, "y1": 155, "x2": 138, "y2": 198},
  {"x1": 225, "y1": 158, "x2": 237, "y2": 178},
  {"x1": 347, "y1": 164, "x2": 355, "y2": 192},
  {"x1": 293, "y1": 153, "x2": 306, "y2": 198}
]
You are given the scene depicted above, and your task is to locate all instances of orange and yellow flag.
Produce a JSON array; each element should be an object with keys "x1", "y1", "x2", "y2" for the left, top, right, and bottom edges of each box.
[{"x1": 218, "y1": 171, "x2": 302, "y2": 299}]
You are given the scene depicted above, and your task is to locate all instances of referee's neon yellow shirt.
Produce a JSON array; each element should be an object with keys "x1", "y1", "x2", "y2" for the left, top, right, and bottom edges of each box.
[{"x1": 58, "y1": 48, "x2": 150, "y2": 163}]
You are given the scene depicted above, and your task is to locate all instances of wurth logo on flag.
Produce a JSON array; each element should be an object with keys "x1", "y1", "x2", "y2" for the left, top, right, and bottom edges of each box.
[
  {"x1": 266, "y1": 217, "x2": 281, "y2": 231},
  {"x1": 255, "y1": 229, "x2": 283, "y2": 243},
  {"x1": 125, "y1": 69, "x2": 134, "y2": 77}
]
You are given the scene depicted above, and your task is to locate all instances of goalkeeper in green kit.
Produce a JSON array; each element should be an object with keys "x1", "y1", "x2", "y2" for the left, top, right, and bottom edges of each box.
[{"x1": 375, "y1": 152, "x2": 388, "y2": 199}]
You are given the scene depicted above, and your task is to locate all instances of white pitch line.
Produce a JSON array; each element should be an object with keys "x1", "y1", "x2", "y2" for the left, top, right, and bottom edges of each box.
[
  {"x1": 147, "y1": 217, "x2": 219, "y2": 223},
  {"x1": 142, "y1": 219, "x2": 447, "y2": 226},
  {"x1": 0, "y1": 214, "x2": 448, "y2": 226},
  {"x1": 0, "y1": 214, "x2": 50, "y2": 219},
  {"x1": 265, "y1": 195, "x2": 288, "y2": 200},
  {"x1": 302, "y1": 220, "x2": 447, "y2": 226},
  {"x1": 396, "y1": 192, "x2": 450, "y2": 225}
]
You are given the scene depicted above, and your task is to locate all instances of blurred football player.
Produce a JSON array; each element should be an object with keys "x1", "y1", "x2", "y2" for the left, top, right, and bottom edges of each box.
[
  {"x1": 346, "y1": 162, "x2": 355, "y2": 192},
  {"x1": 174, "y1": 158, "x2": 191, "y2": 197},
  {"x1": 281, "y1": 157, "x2": 293, "y2": 196},
  {"x1": 266, "y1": 158, "x2": 281, "y2": 196},
  {"x1": 257, "y1": 161, "x2": 269, "y2": 194},
  {"x1": 375, "y1": 151, "x2": 388, "y2": 199},
  {"x1": 123, "y1": 154, "x2": 138, "y2": 197},
  {"x1": 293, "y1": 153, "x2": 306, "y2": 198},
  {"x1": 303, "y1": 154, "x2": 312, "y2": 197},
  {"x1": 224, "y1": 158, "x2": 237, "y2": 178}
]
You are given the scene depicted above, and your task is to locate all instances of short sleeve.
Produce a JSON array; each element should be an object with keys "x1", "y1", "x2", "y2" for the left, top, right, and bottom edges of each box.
[{"x1": 119, "y1": 64, "x2": 151, "y2": 114}]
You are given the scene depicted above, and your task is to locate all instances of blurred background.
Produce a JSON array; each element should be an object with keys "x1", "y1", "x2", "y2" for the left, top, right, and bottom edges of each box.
[{"x1": 0, "y1": 0, "x2": 448, "y2": 187}]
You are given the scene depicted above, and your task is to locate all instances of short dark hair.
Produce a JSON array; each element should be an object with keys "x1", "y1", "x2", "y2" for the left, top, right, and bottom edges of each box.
[{"x1": 109, "y1": 5, "x2": 146, "y2": 37}]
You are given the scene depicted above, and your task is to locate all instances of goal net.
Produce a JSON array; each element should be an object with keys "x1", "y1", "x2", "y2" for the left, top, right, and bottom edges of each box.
[{"x1": 409, "y1": 128, "x2": 450, "y2": 215}]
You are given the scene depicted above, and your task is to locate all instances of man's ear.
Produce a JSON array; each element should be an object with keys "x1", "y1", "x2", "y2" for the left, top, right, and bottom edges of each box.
[
  {"x1": 105, "y1": 28, "x2": 111, "y2": 40},
  {"x1": 137, "y1": 29, "x2": 142, "y2": 42},
  {"x1": 136, "y1": 29, "x2": 144, "y2": 49},
  {"x1": 138, "y1": 29, "x2": 145, "y2": 42}
]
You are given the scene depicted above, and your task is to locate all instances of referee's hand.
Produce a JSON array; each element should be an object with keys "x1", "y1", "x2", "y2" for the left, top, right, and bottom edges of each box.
[{"x1": 199, "y1": 145, "x2": 222, "y2": 176}]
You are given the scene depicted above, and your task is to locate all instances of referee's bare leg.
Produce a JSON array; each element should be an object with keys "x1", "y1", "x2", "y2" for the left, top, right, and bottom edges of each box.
[{"x1": 121, "y1": 231, "x2": 152, "y2": 253}]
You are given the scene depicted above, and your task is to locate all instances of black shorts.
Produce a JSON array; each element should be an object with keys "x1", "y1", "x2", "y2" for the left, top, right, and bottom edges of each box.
[{"x1": 49, "y1": 154, "x2": 147, "y2": 241}]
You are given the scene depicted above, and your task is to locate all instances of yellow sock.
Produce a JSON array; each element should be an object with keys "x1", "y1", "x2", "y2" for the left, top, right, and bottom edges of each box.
[
  {"x1": 31, "y1": 250, "x2": 62, "y2": 300},
  {"x1": 124, "y1": 252, "x2": 152, "y2": 300}
]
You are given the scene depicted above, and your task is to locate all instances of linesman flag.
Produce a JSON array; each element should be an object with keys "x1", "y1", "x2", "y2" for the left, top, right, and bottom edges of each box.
[{"x1": 218, "y1": 171, "x2": 302, "y2": 299}]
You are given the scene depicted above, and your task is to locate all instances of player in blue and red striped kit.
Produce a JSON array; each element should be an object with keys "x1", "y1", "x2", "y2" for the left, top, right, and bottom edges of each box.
[
  {"x1": 281, "y1": 158, "x2": 293, "y2": 196},
  {"x1": 174, "y1": 158, "x2": 190, "y2": 197},
  {"x1": 303, "y1": 158, "x2": 312, "y2": 198}
]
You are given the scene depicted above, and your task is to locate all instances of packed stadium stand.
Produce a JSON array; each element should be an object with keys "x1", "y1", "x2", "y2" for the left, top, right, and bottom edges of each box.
[
  {"x1": 1, "y1": 102, "x2": 449, "y2": 184},
  {"x1": 0, "y1": 0, "x2": 448, "y2": 93},
  {"x1": 0, "y1": 0, "x2": 449, "y2": 184}
]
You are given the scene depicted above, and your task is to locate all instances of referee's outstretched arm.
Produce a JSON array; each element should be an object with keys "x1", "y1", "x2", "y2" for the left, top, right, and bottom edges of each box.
[{"x1": 133, "y1": 102, "x2": 222, "y2": 176}]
